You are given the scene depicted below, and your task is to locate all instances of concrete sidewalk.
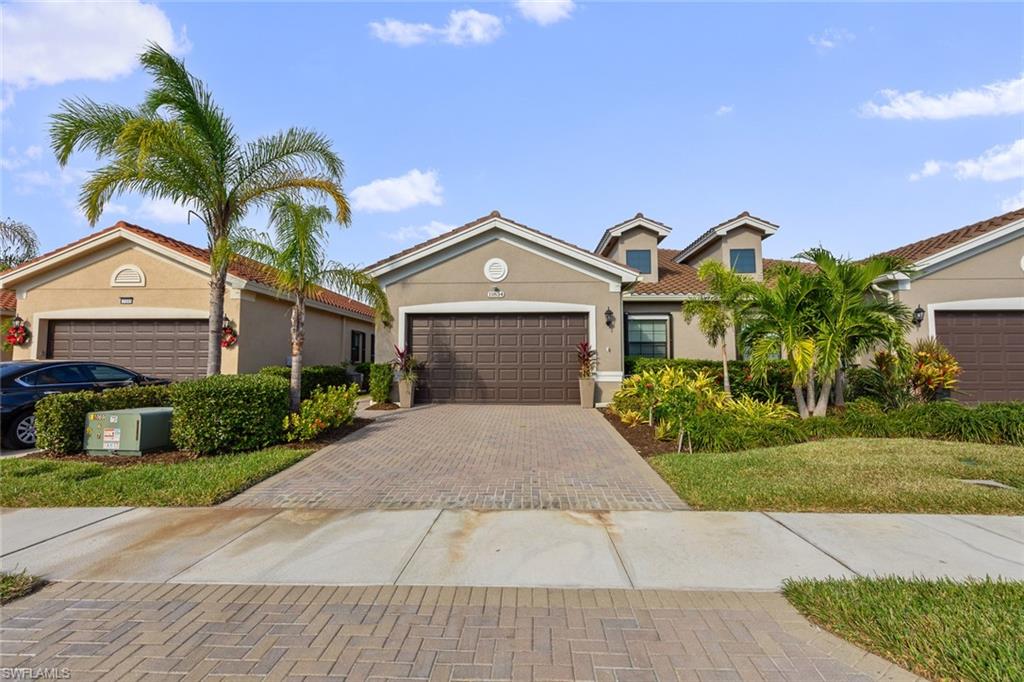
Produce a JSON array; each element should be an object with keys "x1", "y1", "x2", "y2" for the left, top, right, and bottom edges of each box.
[{"x1": 1, "y1": 507, "x2": 1021, "y2": 589}]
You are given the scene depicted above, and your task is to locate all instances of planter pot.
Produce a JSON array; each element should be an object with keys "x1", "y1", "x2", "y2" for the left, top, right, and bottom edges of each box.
[
  {"x1": 579, "y1": 377, "x2": 596, "y2": 408},
  {"x1": 398, "y1": 379, "x2": 415, "y2": 409}
]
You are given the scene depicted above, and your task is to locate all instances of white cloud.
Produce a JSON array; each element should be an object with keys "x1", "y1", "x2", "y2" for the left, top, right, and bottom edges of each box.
[
  {"x1": 861, "y1": 75, "x2": 1024, "y2": 120},
  {"x1": 1, "y1": 145, "x2": 45, "y2": 170},
  {"x1": 715, "y1": 104, "x2": 734, "y2": 116},
  {"x1": 1000, "y1": 188, "x2": 1024, "y2": 212},
  {"x1": 137, "y1": 196, "x2": 190, "y2": 224},
  {"x1": 516, "y1": 0, "x2": 575, "y2": 26},
  {"x1": 369, "y1": 9, "x2": 502, "y2": 47},
  {"x1": 808, "y1": 28, "x2": 854, "y2": 51},
  {"x1": 351, "y1": 169, "x2": 444, "y2": 213},
  {"x1": 909, "y1": 159, "x2": 943, "y2": 182},
  {"x1": 908, "y1": 140, "x2": 1024, "y2": 184},
  {"x1": 386, "y1": 220, "x2": 454, "y2": 243},
  {"x1": 369, "y1": 19, "x2": 434, "y2": 47},
  {"x1": 24, "y1": 145, "x2": 42, "y2": 160},
  {"x1": 0, "y1": 0, "x2": 189, "y2": 107},
  {"x1": 954, "y1": 139, "x2": 1024, "y2": 182}
]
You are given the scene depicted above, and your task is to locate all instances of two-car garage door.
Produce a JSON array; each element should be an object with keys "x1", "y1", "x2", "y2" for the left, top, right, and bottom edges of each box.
[
  {"x1": 408, "y1": 313, "x2": 587, "y2": 403},
  {"x1": 46, "y1": 319, "x2": 207, "y2": 382},
  {"x1": 935, "y1": 310, "x2": 1024, "y2": 403}
]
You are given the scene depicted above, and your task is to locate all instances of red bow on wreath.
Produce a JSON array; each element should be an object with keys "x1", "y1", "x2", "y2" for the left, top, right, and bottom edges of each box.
[
  {"x1": 5, "y1": 318, "x2": 30, "y2": 347},
  {"x1": 221, "y1": 322, "x2": 238, "y2": 348}
]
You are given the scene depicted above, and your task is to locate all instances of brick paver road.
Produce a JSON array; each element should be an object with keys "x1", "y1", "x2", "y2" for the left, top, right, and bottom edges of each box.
[
  {"x1": 226, "y1": 405, "x2": 686, "y2": 511},
  {"x1": 0, "y1": 581, "x2": 918, "y2": 681}
]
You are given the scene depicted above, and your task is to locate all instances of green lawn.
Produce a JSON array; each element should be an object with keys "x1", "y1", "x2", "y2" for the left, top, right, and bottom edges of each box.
[
  {"x1": 650, "y1": 438, "x2": 1024, "y2": 513},
  {"x1": 0, "y1": 447, "x2": 313, "y2": 507},
  {"x1": 784, "y1": 577, "x2": 1024, "y2": 682},
  {"x1": 0, "y1": 571, "x2": 45, "y2": 604}
]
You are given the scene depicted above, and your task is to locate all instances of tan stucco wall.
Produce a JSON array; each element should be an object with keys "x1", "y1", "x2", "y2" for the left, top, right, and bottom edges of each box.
[
  {"x1": 895, "y1": 235, "x2": 1024, "y2": 344},
  {"x1": 623, "y1": 301, "x2": 734, "y2": 361},
  {"x1": 7, "y1": 239, "x2": 372, "y2": 373},
  {"x1": 607, "y1": 228, "x2": 660, "y2": 283},
  {"x1": 375, "y1": 237, "x2": 625, "y2": 398}
]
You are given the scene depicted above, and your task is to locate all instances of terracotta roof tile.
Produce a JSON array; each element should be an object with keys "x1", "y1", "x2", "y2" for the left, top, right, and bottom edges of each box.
[
  {"x1": 0, "y1": 288, "x2": 15, "y2": 312},
  {"x1": 874, "y1": 207, "x2": 1024, "y2": 263},
  {"x1": 1, "y1": 221, "x2": 376, "y2": 319},
  {"x1": 629, "y1": 249, "x2": 707, "y2": 295},
  {"x1": 364, "y1": 210, "x2": 638, "y2": 276}
]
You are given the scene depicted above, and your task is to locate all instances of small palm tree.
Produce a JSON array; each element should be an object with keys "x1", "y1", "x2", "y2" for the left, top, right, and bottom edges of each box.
[
  {"x1": 235, "y1": 198, "x2": 390, "y2": 411},
  {"x1": 0, "y1": 218, "x2": 39, "y2": 270},
  {"x1": 49, "y1": 43, "x2": 349, "y2": 376},
  {"x1": 680, "y1": 261, "x2": 751, "y2": 394}
]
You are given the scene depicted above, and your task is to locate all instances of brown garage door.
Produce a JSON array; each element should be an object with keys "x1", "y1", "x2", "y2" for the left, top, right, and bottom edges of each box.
[
  {"x1": 47, "y1": 319, "x2": 208, "y2": 382},
  {"x1": 408, "y1": 313, "x2": 588, "y2": 403},
  {"x1": 935, "y1": 310, "x2": 1024, "y2": 402}
]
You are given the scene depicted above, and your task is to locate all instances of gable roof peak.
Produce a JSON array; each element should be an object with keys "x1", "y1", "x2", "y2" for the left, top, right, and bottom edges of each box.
[{"x1": 672, "y1": 211, "x2": 779, "y2": 264}]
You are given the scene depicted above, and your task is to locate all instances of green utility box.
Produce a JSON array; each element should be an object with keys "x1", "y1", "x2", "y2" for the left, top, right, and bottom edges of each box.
[{"x1": 84, "y1": 407, "x2": 173, "y2": 456}]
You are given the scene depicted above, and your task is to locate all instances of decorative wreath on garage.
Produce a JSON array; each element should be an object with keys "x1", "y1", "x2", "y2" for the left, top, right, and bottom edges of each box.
[
  {"x1": 3, "y1": 318, "x2": 30, "y2": 349},
  {"x1": 221, "y1": 322, "x2": 238, "y2": 348}
]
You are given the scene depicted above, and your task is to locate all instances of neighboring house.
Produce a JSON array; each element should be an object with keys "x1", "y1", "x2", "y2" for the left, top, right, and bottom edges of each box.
[
  {"x1": 1, "y1": 289, "x2": 15, "y2": 361},
  {"x1": 874, "y1": 208, "x2": 1024, "y2": 403},
  {"x1": 0, "y1": 222, "x2": 375, "y2": 381},
  {"x1": 367, "y1": 208, "x2": 1024, "y2": 404}
]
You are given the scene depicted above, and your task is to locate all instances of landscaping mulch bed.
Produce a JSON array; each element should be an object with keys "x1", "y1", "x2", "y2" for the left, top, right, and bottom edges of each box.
[
  {"x1": 27, "y1": 417, "x2": 374, "y2": 466},
  {"x1": 601, "y1": 408, "x2": 674, "y2": 458},
  {"x1": 366, "y1": 402, "x2": 399, "y2": 411}
]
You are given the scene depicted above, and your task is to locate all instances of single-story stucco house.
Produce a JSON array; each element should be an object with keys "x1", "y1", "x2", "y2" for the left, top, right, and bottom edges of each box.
[
  {"x1": 367, "y1": 208, "x2": 1024, "y2": 404},
  {"x1": 0, "y1": 222, "x2": 376, "y2": 380}
]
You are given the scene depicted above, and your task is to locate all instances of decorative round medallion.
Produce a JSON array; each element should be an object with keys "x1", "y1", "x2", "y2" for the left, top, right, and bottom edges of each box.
[{"x1": 484, "y1": 257, "x2": 508, "y2": 282}]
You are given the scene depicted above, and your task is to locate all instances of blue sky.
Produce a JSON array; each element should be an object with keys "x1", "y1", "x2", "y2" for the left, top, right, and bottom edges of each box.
[{"x1": 2, "y1": 1, "x2": 1022, "y2": 268}]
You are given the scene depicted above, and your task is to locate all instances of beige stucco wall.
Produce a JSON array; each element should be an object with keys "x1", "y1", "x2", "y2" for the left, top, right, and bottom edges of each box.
[
  {"x1": 895, "y1": 235, "x2": 1024, "y2": 344},
  {"x1": 686, "y1": 227, "x2": 765, "y2": 280},
  {"x1": 7, "y1": 239, "x2": 372, "y2": 374},
  {"x1": 623, "y1": 301, "x2": 734, "y2": 361},
  {"x1": 375, "y1": 236, "x2": 625, "y2": 401},
  {"x1": 607, "y1": 228, "x2": 660, "y2": 283}
]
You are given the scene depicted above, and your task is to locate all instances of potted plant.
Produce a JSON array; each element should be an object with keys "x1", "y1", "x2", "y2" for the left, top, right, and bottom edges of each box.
[
  {"x1": 577, "y1": 341, "x2": 597, "y2": 408},
  {"x1": 391, "y1": 345, "x2": 420, "y2": 408}
]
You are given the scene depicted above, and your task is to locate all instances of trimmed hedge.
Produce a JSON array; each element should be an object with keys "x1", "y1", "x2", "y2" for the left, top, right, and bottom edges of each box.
[
  {"x1": 35, "y1": 385, "x2": 173, "y2": 454},
  {"x1": 170, "y1": 374, "x2": 290, "y2": 455},
  {"x1": 259, "y1": 364, "x2": 352, "y2": 400},
  {"x1": 369, "y1": 363, "x2": 392, "y2": 403},
  {"x1": 676, "y1": 399, "x2": 1024, "y2": 452},
  {"x1": 626, "y1": 357, "x2": 794, "y2": 403}
]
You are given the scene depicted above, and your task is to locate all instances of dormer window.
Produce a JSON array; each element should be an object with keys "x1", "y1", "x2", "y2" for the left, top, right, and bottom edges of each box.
[
  {"x1": 729, "y1": 248, "x2": 756, "y2": 274},
  {"x1": 625, "y1": 249, "x2": 652, "y2": 274}
]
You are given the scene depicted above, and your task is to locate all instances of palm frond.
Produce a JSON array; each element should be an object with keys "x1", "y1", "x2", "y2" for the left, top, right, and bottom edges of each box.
[{"x1": 49, "y1": 97, "x2": 145, "y2": 166}]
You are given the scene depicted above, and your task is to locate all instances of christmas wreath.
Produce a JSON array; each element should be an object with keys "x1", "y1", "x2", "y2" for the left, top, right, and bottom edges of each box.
[
  {"x1": 221, "y1": 322, "x2": 238, "y2": 348},
  {"x1": 4, "y1": 318, "x2": 30, "y2": 348}
]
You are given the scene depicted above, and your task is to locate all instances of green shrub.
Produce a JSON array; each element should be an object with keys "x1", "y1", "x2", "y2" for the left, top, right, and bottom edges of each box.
[
  {"x1": 283, "y1": 384, "x2": 360, "y2": 442},
  {"x1": 369, "y1": 363, "x2": 393, "y2": 403},
  {"x1": 171, "y1": 374, "x2": 289, "y2": 454},
  {"x1": 258, "y1": 364, "x2": 351, "y2": 399},
  {"x1": 35, "y1": 385, "x2": 173, "y2": 454},
  {"x1": 627, "y1": 357, "x2": 793, "y2": 403},
  {"x1": 975, "y1": 403, "x2": 1024, "y2": 446},
  {"x1": 683, "y1": 410, "x2": 806, "y2": 452}
]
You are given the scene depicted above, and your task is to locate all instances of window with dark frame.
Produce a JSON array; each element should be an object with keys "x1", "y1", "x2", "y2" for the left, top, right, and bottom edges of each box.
[
  {"x1": 729, "y1": 248, "x2": 756, "y2": 273},
  {"x1": 626, "y1": 317, "x2": 669, "y2": 358},
  {"x1": 351, "y1": 331, "x2": 366, "y2": 363},
  {"x1": 625, "y1": 249, "x2": 653, "y2": 274}
]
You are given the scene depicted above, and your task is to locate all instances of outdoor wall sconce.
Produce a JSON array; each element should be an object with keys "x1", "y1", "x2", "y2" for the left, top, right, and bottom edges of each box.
[
  {"x1": 604, "y1": 307, "x2": 615, "y2": 328},
  {"x1": 912, "y1": 305, "x2": 925, "y2": 328}
]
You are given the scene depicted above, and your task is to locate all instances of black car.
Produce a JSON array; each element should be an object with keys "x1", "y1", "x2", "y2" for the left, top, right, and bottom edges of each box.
[{"x1": 0, "y1": 361, "x2": 170, "y2": 449}]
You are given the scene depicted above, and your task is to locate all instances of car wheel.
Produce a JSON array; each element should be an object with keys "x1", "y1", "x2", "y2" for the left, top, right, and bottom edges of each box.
[{"x1": 6, "y1": 411, "x2": 36, "y2": 449}]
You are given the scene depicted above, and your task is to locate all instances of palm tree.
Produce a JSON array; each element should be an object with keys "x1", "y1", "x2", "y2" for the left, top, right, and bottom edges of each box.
[
  {"x1": 680, "y1": 260, "x2": 751, "y2": 394},
  {"x1": 49, "y1": 43, "x2": 349, "y2": 376},
  {"x1": 0, "y1": 218, "x2": 39, "y2": 270},
  {"x1": 234, "y1": 198, "x2": 389, "y2": 411}
]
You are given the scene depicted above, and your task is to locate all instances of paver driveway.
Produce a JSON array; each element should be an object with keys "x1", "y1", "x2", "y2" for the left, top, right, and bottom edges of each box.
[{"x1": 226, "y1": 405, "x2": 686, "y2": 511}]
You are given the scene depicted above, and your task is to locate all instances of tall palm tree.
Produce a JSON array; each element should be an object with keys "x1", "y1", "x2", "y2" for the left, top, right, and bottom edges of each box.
[
  {"x1": 0, "y1": 218, "x2": 39, "y2": 270},
  {"x1": 49, "y1": 43, "x2": 349, "y2": 376},
  {"x1": 795, "y1": 248, "x2": 913, "y2": 408},
  {"x1": 235, "y1": 198, "x2": 390, "y2": 411},
  {"x1": 680, "y1": 260, "x2": 751, "y2": 394}
]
